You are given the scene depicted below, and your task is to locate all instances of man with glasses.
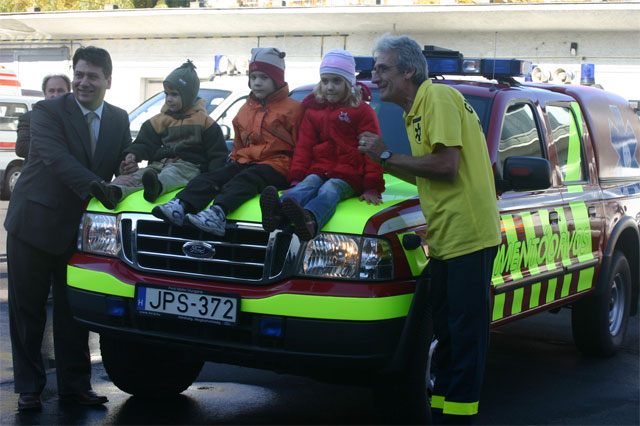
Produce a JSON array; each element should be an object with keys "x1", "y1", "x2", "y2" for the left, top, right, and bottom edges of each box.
[{"x1": 358, "y1": 34, "x2": 500, "y2": 425}]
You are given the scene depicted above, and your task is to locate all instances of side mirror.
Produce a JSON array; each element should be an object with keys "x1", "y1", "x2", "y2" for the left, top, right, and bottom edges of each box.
[{"x1": 496, "y1": 156, "x2": 551, "y2": 192}]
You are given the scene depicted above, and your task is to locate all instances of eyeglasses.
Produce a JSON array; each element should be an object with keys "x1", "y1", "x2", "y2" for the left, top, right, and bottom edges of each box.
[{"x1": 372, "y1": 64, "x2": 398, "y2": 75}]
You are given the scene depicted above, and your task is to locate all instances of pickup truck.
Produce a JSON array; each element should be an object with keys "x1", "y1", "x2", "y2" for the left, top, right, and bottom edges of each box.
[{"x1": 66, "y1": 49, "x2": 639, "y2": 422}]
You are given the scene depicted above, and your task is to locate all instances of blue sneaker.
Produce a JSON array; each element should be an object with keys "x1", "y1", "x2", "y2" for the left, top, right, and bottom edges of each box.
[
  {"x1": 186, "y1": 205, "x2": 226, "y2": 236},
  {"x1": 152, "y1": 198, "x2": 185, "y2": 226}
]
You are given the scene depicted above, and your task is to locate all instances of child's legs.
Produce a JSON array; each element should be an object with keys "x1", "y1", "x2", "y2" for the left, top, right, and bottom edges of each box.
[
  {"x1": 176, "y1": 162, "x2": 241, "y2": 212},
  {"x1": 114, "y1": 168, "x2": 144, "y2": 199},
  {"x1": 155, "y1": 160, "x2": 201, "y2": 196},
  {"x1": 303, "y1": 178, "x2": 355, "y2": 231},
  {"x1": 214, "y1": 164, "x2": 286, "y2": 214},
  {"x1": 281, "y1": 174, "x2": 324, "y2": 206}
]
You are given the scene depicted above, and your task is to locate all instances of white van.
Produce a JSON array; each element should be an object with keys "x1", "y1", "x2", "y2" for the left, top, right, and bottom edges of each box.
[{"x1": 0, "y1": 94, "x2": 42, "y2": 199}]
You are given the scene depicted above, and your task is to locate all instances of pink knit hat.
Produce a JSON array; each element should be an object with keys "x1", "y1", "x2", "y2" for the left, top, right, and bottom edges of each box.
[{"x1": 320, "y1": 49, "x2": 356, "y2": 86}]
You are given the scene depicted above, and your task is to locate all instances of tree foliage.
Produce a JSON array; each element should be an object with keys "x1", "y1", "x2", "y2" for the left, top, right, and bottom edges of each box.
[{"x1": 0, "y1": 0, "x2": 192, "y2": 12}]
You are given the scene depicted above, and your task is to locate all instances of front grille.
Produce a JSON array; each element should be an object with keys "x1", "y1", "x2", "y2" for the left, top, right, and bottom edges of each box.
[{"x1": 119, "y1": 214, "x2": 291, "y2": 283}]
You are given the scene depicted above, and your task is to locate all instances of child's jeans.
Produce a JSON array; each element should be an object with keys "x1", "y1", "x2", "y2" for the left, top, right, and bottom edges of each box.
[
  {"x1": 115, "y1": 159, "x2": 201, "y2": 199},
  {"x1": 282, "y1": 174, "x2": 355, "y2": 231}
]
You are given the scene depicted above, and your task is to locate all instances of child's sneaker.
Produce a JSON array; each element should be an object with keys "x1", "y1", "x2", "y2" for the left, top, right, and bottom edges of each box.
[
  {"x1": 142, "y1": 169, "x2": 162, "y2": 203},
  {"x1": 260, "y1": 186, "x2": 284, "y2": 233},
  {"x1": 152, "y1": 198, "x2": 185, "y2": 226},
  {"x1": 90, "y1": 180, "x2": 122, "y2": 210},
  {"x1": 281, "y1": 197, "x2": 317, "y2": 241},
  {"x1": 186, "y1": 205, "x2": 226, "y2": 236}
]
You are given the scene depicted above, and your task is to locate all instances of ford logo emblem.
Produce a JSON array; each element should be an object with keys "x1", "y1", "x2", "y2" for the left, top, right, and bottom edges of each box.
[{"x1": 182, "y1": 241, "x2": 215, "y2": 259}]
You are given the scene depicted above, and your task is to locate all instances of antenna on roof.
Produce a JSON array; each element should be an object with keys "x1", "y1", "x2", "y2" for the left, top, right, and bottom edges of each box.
[{"x1": 490, "y1": 32, "x2": 498, "y2": 91}]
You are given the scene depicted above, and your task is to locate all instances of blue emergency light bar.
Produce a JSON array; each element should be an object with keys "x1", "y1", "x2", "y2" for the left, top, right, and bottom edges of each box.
[{"x1": 356, "y1": 47, "x2": 532, "y2": 81}]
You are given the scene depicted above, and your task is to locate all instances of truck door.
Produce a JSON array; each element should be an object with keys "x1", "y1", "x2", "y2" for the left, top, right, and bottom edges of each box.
[
  {"x1": 549, "y1": 102, "x2": 603, "y2": 297},
  {"x1": 493, "y1": 101, "x2": 567, "y2": 325}
]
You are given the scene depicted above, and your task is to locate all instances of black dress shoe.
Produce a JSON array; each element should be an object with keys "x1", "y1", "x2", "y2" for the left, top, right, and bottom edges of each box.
[
  {"x1": 18, "y1": 392, "x2": 42, "y2": 411},
  {"x1": 61, "y1": 389, "x2": 108, "y2": 406}
]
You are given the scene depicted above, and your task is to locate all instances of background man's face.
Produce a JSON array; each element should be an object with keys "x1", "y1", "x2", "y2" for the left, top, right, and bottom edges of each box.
[
  {"x1": 72, "y1": 59, "x2": 111, "y2": 110},
  {"x1": 44, "y1": 77, "x2": 69, "y2": 99}
]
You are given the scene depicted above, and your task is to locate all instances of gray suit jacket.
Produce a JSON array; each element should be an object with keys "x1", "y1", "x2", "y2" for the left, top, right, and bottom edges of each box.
[{"x1": 4, "y1": 93, "x2": 131, "y2": 255}]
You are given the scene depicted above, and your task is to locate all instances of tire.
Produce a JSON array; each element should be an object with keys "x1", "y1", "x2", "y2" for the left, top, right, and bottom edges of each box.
[
  {"x1": 373, "y1": 302, "x2": 433, "y2": 425},
  {"x1": 571, "y1": 250, "x2": 631, "y2": 357},
  {"x1": 1, "y1": 164, "x2": 21, "y2": 200},
  {"x1": 100, "y1": 334, "x2": 204, "y2": 397}
]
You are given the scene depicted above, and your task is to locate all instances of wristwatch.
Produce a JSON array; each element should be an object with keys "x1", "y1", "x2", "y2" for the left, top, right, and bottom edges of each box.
[{"x1": 379, "y1": 150, "x2": 393, "y2": 166}]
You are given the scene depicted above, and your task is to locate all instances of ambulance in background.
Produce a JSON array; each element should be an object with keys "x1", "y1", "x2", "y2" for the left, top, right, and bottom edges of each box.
[{"x1": 0, "y1": 66, "x2": 42, "y2": 199}]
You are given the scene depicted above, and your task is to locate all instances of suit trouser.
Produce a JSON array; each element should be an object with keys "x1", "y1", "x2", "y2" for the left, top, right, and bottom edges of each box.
[
  {"x1": 429, "y1": 246, "x2": 497, "y2": 425},
  {"x1": 7, "y1": 233, "x2": 91, "y2": 395},
  {"x1": 176, "y1": 162, "x2": 286, "y2": 214}
]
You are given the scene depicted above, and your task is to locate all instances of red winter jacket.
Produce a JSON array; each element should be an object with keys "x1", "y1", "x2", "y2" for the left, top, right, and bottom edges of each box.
[{"x1": 288, "y1": 94, "x2": 385, "y2": 195}]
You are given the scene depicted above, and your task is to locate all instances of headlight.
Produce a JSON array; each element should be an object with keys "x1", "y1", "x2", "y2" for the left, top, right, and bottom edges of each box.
[
  {"x1": 77, "y1": 213, "x2": 120, "y2": 257},
  {"x1": 297, "y1": 233, "x2": 393, "y2": 280}
]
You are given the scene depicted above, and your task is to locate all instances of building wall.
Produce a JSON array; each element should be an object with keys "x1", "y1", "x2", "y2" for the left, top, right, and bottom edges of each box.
[{"x1": 2, "y1": 28, "x2": 638, "y2": 112}]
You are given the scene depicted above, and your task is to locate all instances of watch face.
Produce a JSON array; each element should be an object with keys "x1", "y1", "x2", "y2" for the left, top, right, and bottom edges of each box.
[{"x1": 380, "y1": 150, "x2": 391, "y2": 160}]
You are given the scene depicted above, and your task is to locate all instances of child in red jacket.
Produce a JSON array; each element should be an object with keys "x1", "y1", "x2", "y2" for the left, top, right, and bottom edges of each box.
[{"x1": 260, "y1": 49, "x2": 385, "y2": 241}]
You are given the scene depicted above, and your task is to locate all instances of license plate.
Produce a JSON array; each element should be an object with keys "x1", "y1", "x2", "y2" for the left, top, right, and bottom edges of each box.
[{"x1": 136, "y1": 286, "x2": 238, "y2": 325}]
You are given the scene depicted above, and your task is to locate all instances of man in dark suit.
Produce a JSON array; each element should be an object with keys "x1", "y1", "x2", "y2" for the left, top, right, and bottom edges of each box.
[
  {"x1": 4, "y1": 46, "x2": 137, "y2": 411},
  {"x1": 15, "y1": 74, "x2": 72, "y2": 160}
]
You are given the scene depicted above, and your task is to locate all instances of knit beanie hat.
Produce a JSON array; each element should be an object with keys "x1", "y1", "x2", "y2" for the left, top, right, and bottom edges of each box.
[
  {"x1": 249, "y1": 47, "x2": 286, "y2": 89},
  {"x1": 320, "y1": 49, "x2": 356, "y2": 86},
  {"x1": 164, "y1": 60, "x2": 200, "y2": 111}
]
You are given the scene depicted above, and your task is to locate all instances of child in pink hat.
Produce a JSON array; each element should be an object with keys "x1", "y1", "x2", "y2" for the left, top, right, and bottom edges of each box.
[{"x1": 260, "y1": 49, "x2": 385, "y2": 241}]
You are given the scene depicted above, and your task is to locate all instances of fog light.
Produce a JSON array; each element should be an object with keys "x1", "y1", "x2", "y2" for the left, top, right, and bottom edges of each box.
[
  {"x1": 106, "y1": 297, "x2": 125, "y2": 317},
  {"x1": 259, "y1": 317, "x2": 283, "y2": 338}
]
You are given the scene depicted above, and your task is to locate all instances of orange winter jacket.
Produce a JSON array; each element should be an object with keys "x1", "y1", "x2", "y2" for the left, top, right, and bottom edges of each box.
[{"x1": 230, "y1": 84, "x2": 304, "y2": 176}]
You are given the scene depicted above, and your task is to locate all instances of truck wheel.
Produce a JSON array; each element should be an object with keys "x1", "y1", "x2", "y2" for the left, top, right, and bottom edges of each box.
[
  {"x1": 571, "y1": 251, "x2": 631, "y2": 357},
  {"x1": 1, "y1": 164, "x2": 21, "y2": 200},
  {"x1": 373, "y1": 305, "x2": 432, "y2": 425},
  {"x1": 100, "y1": 334, "x2": 204, "y2": 397}
]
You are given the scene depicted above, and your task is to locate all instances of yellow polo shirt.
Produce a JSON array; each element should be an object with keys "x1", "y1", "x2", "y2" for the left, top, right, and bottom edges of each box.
[{"x1": 404, "y1": 80, "x2": 501, "y2": 260}]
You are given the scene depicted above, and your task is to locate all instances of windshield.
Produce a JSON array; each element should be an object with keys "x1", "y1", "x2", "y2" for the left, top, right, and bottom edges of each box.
[{"x1": 129, "y1": 88, "x2": 232, "y2": 135}]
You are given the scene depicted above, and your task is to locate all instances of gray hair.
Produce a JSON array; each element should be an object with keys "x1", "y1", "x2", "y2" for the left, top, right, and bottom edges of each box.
[{"x1": 373, "y1": 34, "x2": 428, "y2": 85}]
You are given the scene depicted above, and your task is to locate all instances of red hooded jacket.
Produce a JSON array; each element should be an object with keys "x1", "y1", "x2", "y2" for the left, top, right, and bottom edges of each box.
[{"x1": 288, "y1": 93, "x2": 385, "y2": 195}]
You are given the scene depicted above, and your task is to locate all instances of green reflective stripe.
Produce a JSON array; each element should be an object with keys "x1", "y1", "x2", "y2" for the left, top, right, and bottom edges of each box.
[
  {"x1": 561, "y1": 273, "x2": 572, "y2": 298},
  {"x1": 432, "y1": 395, "x2": 445, "y2": 409},
  {"x1": 242, "y1": 293, "x2": 413, "y2": 320},
  {"x1": 443, "y1": 400, "x2": 479, "y2": 416},
  {"x1": 567, "y1": 185, "x2": 584, "y2": 193},
  {"x1": 555, "y1": 208, "x2": 573, "y2": 298},
  {"x1": 555, "y1": 208, "x2": 572, "y2": 268},
  {"x1": 512, "y1": 288, "x2": 524, "y2": 314},
  {"x1": 565, "y1": 111, "x2": 582, "y2": 181},
  {"x1": 538, "y1": 211, "x2": 558, "y2": 272},
  {"x1": 398, "y1": 232, "x2": 429, "y2": 276},
  {"x1": 67, "y1": 267, "x2": 413, "y2": 321},
  {"x1": 546, "y1": 278, "x2": 558, "y2": 303},
  {"x1": 530, "y1": 282, "x2": 541, "y2": 309},
  {"x1": 521, "y1": 212, "x2": 541, "y2": 309},
  {"x1": 67, "y1": 265, "x2": 134, "y2": 297},
  {"x1": 521, "y1": 212, "x2": 540, "y2": 276},
  {"x1": 571, "y1": 101, "x2": 584, "y2": 136},
  {"x1": 492, "y1": 293, "x2": 505, "y2": 321},
  {"x1": 578, "y1": 267, "x2": 595, "y2": 292},
  {"x1": 569, "y1": 200, "x2": 594, "y2": 262}
]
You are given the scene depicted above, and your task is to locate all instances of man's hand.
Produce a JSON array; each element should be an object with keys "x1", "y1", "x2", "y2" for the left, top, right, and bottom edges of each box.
[
  {"x1": 111, "y1": 174, "x2": 138, "y2": 187},
  {"x1": 357, "y1": 131, "x2": 387, "y2": 163},
  {"x1": 119, "y1": 153, "x2": 138, "y2": 175},
  {"x1": 359, "y1": 193, "x2": 383, "y2": 205}
]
